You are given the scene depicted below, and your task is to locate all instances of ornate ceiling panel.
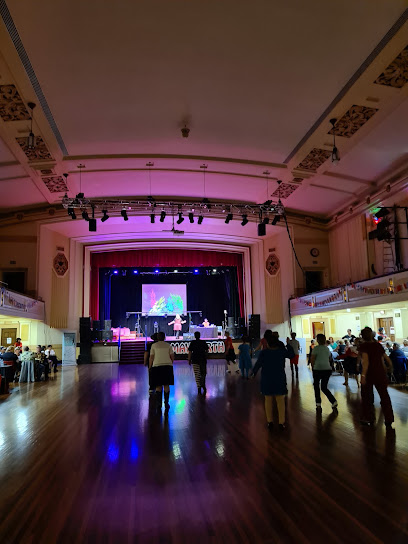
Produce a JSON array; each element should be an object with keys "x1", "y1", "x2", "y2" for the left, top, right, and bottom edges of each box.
[
  {"x1": 0, "y1": 84, "x2": 30, "y2": 122},
  {"x1": 41, "y1": 175, "x2": 67, "y2": 193},
  {"x1": 295, "y1": 148, "x2": 331, "y2": 172},
  {"x1": 16, "y1": 135, "x2": 53, "y2": 161},
  {"x1": 374, "y1": 45, "x2": 408, "y2": 88},
  {"x1": 328, "y1": 105, "x2": 378, "y2": 138},
  {"x1": 271, "y1": 183, "x2": 300, "y2": 199}
]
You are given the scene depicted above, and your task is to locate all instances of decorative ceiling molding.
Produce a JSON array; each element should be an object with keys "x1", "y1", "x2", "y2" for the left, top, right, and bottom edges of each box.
[
  {"x1": 328, "y1": 105, "x2": 378, "y2": 138},
  {"x1": 374, "y1": 45, "x2": 408, "y2": 88},
  {"x1": 16, "y1": 135, "x2": 53, "y2": 161},
  {"x1": 0, "y1": 84, "x2": 30, "y2": 122},
  {"x1": 295, "y1": 148, "x2": 331, "y2": 172},
  {"x1": 41, "y1": 175, "x2": 67, "y2": 193},
  {"x1": 40, "y1": 168, "x2": 55, "y2": 175},
  {"x1": 271, "y1": 183, "x2": 299, "y2": 199}
]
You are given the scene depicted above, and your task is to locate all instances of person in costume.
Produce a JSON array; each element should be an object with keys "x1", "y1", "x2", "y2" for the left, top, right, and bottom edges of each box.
[{"x1": 168, "y1": 313, "x2": 186, "y2": 338}]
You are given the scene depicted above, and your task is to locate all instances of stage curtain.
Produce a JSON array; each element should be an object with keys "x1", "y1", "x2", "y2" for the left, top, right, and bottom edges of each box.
[{"x1": 91, "y1": 249, "x2": 244, "y2": 319}]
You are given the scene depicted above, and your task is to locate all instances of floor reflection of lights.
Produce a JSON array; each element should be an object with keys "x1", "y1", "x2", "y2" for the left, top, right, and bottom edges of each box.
[
  {"x1": 16, "y1": 413, "x2": 28, "y2": 435},
  {"x1": 0, "y1": 432, "x2": 5, "y2": 449}
]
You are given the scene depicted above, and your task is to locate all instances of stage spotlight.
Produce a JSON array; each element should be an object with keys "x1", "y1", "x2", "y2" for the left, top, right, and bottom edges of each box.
[
  {"x1": 188, "y1": 212, "x2": 194, "y2": 223},
  {"x1": 241, "y1": 214, "x2": 248, "y2": 226},
  {"x1": 70, "y1": 211, "x2": 76, "y2": 220},
  {"x1": 198, "y1": 215, "x2": 204, "y2": 224},
  {"x1": 121, "y1": 209, "x2": 128, "y2": 221},
  {"x1": 101, "y1": 210, "x2": 109, "y2": 222},
  {"x1": 133, "y1": 270, "x2": 138, "y2": 274},
  {"x1": 174, "y1": 269, "x2": 178, "y2": 273},
  {"x1": 213, "y1": 268, "x2": 217, "y2": 272},
  {"x1": 155, "y1": 269, "x2": 159, "y2": 273},
  {"x1": 160, "y1": 210, "x2": 166, "y2": 222},
  {"x1": 113, "y1": 270, "x2": 118, "y2": 274},
  {"x1": 82, "y1": 210, "x2": 89, "y2": 221},
  {"x1": 177, "y1": 212, "x2": 184, "y2": 224},
  {"x1": 89, "y1": 218, "x2": 97, "y2": 232},
  {"x1": 150, "y1": 213, "x2": 155, "y2": 223},
  {"x1": 258, "y1": 223, "x2": 266, "y2": 236},
  {"x1": 194, "y1": 269, "x2": 199, "y2": 274},
  {"x1": 271, "y1": 215, "x2": 280, "y2": 226},
  {"x1": 225, "y1": 213, "x2": 233, "y2": 224},
  {"x1": 263, "y1": 217, "x2": 270, "y2": 224},
  {"x1": 68, "y1": 207, "x2": 74, "y2": 216}
]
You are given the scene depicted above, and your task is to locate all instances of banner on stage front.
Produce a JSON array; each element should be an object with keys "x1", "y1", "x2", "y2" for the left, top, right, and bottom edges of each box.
[{"x1": 142, "y1": 283, "x2": 187, "y2": 315}]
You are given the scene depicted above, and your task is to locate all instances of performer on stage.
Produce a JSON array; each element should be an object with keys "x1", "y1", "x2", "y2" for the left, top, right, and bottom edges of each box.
[
  {"x1": 202, "y1": 318, "x2": 210, "y2": 328},
  {"x1": 168, "y1": 313, "x2": 186, "y2": 338}
]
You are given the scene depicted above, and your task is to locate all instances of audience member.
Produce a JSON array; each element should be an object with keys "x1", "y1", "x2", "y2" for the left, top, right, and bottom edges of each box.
[
  {"x1": 45, "y1": 345, "x2": 58, "y2": 373},
  {"x1": 19, "y1": 346, "x2": 35, "y2": 382},
  {"x1": 342, "y1": 329, "x2": 356, "y2": 342},
  {"x1": 310, "y1": 334, "x2": 338, "y2": 412},
  {"x1": 359, "y1": 327, "x2": 394, "y2": 428},
  {"x1": 401, "y1": 339, "x2": 408, "y2": 355},
  {"x1": 238, "y1": 336, "x2": 252, "y2": 379},
  {"x1": 286, "y1": 332, "x2": 300, "y2": 378},
  {"x1": 188, "y1": 331, "x2": 209, "y2": 395},
  {"x1": 2, "y1": 347, "x2": 18, "y2": 369},
  {"x1": 144, "y1": 333, "x2": 158, "y2": 395},
  {"x1": 224, "y1": 331, "x2": 236, "y2": 373},
  {"x1": 389, "y1": 343, "x2": 407, "y2": 384},
  {"x1": 307, "y1": 339, "x2": 316, "y2": 366},
  {"x1": 149, "y1": 331, "x2": 175, "y2": 413},
  {"x1": 14, "y1": 337, "x2": 23, "y2": 349},
  {"x1": 343, "y1": 339, "x2": 361, "y2": 387},
  {"x1": 328, "y1": 337, "x2": 337, "y2": 349}
]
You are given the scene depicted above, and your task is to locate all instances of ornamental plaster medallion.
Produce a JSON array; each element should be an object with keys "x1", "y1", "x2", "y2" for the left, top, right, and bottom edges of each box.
[
  {"x1": 53, "y1": 253, "x2": 69, "y2": 277},
  {"x1": 266, "y1": 253, "x2": 280, "y2": 276}
]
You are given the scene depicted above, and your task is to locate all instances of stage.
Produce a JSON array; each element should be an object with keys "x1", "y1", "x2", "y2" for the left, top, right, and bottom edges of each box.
[{"x1": 91, "y1": 336, "x2": 231, "y2": 363}]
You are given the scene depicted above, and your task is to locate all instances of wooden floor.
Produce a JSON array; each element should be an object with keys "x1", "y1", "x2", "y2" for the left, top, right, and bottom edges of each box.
[{"x1": 1, "y1": 362, "x2": 408, "y2": 544}]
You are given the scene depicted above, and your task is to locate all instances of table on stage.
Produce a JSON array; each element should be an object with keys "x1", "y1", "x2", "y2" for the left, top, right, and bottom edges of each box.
[{"x1": 189, "y1": 325, "x2": 218, "y2": 339}]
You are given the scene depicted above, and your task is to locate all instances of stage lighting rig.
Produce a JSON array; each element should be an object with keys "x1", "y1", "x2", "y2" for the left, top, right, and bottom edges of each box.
[
  {"x1": 177, "y1": 212, "x2": 184, "y2": 224},
  {"x1": 150, "y1": 213, "x2": 155, "y2": 223},
  {"x1": 160, "y1": 210, "x2": 166, "y2": 222},
  {"x1": 272, "y1": 215, "x2": 280, "y2": 226},
  {"x1": 225, "y1": 213, "x2": 233, "y2": 224},
  {"x1": 82, "y1": 210, "x2": 89, "y2": 221},
  {"x1": 188, "y1": 212, "x2": 194, "y2": 223},
  {"x1": 121, "y1": 209, "x2": 128, "y2": 221},
  {"x1": 241, "y1": 214, "x2": 248, "y2": 226},
  {"x1": 198, "y1": 215, "x2": 204, "y2": 224},
  {"x1": 101, "y1": 210, "x2": 109, "y2": 222}
]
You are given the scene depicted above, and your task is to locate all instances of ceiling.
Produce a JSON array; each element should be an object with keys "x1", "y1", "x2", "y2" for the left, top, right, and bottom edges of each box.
[{"x1": 0, "y1": 0, "x2": 408, "y2": 225}]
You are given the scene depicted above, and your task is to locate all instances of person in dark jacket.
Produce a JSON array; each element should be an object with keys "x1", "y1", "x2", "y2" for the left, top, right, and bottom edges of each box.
[
  {"x1": 144, "y1": 333, "x2": 158, "y2": 395},
  {"x1": 251, "y1": 335, "x2": 292, "y2": 430},
  {"x1": 188, "y1": 331, "x2": 209, "y2": 395},
  {"x1": 2, "y1": 347, "x2": 18, "y2": 368},
  {"x1": 389, "y1": 343, "x2": 407, "y2": 384}
]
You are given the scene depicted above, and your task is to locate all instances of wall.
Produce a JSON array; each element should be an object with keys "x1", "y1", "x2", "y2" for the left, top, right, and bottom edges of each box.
[
  {"x1": 293, "y1": 224, "x2": 330, "y2": 294},
  {"x1": 0, "y1": 223, "x2": 38, "y2": 296}
]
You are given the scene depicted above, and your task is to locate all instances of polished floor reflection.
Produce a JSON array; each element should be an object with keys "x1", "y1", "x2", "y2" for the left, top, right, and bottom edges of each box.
[{"x1": 0, "y1": 362, "x2": 407, "y2": 543}]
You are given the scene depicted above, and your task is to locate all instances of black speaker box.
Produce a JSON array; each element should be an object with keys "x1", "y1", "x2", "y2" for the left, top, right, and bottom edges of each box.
[
  {"x1": 91, "y1": 330, "x2": 102, "y2": 341},
  {"x1": 238, "y1": 317, "x2": 246, "y2": 327},
  {"x1": 92, "y1": 320, "x2": 101, "y2": 331},
  {"x1": 103, "y1": 320, "x2": 112, "y2": 331},
  {"x1": 80, "y1": 317, "x2": 91, "y2": 327},
  {"x1": 101, "y1": 330, "x2": 113, "y2": 341}
]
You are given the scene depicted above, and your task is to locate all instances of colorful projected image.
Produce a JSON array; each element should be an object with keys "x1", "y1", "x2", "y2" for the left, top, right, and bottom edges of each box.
[{"x1": 142, "y1": 284, "x2": 187, "y2": 315}]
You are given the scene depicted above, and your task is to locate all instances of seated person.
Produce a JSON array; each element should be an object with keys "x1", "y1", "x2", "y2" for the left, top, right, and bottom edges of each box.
[
  {"x1": 336, "y1": 339, "x2": 346, "y2": 358},
  {"x1": 34, "y1": 345, "x2": 49, "y2": 381},
  {"x1": 45, "y1": 345, "x2": 58, "y2": 372},
  {"x1": 0, "y1": 346, "x2": 6, "y2": 359},
  {"x1": 2, "y1": 346, "x2": 18, "y2": 368},
  {"x1": 389, "y1": 343, "x2": 407, "y2": 384},
  {"x1": 384, "y1": 341, "x2": 393, "y2": 356},
  {"x1": 326, "y1": 340, "x2": 338, "y2": 360},
  {"x1": 202, "y1": 318, "x2": 210, "y2": 328},
  {"x1": 401, "y1": 339, "x2": 408, "y2": 356}
]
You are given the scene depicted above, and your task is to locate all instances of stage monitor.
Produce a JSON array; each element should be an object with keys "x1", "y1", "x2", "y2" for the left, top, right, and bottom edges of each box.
[{"x1": 142, "y1": 284, "x2": 187, "y2": 315}]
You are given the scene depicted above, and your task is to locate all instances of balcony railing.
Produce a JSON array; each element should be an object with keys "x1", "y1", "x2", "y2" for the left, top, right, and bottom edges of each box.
[
  {"x1": 0, "y1": 287, "x2": 45, "y2": 321},
  {"x1": 290, "y1": 270, "x2": 408, "y2": 315}
]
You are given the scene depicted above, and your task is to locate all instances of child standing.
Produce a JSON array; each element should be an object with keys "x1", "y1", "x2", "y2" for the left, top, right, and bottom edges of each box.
[{"x1": 238, "y1": 336, "x2": 252, "y2": 379}]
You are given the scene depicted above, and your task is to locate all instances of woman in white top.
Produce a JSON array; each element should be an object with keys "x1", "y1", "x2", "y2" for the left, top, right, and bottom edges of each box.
[{"x1": 149, "y1": 331, "x2": 175, "y2": 413}]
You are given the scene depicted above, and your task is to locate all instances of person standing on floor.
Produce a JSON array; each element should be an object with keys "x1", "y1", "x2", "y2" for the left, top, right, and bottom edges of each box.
[
  {"x1": 359, "y1": 327, "x2": 394, "y2": 428},
  {"x1": 251, "y1": 334, "x2": 291, "y2": 430},
  {"x1": 307, "y1": 339, "x2": 316, "y2": 367},
  {"x1": 310, "y1": 334, "x2": 338, "y2": 412},
  {"x1": 287, "y1": 332, "x2": 300, "y2": 378},
  {"x1": 224, "y1": 331, "x2": 236, "y2": 373},
  {"x1": 238, "y1": 336, "x2": 252, "y2": 379},
  {"x1": 188, "y1": 331, "x2": 209, "y2": 395},
  {"x1": 144, "y1": 333, "x2": 158, "y2": 395},
  {"x1": 149, "y1": 331, "x2": 175, "y2": 413}
]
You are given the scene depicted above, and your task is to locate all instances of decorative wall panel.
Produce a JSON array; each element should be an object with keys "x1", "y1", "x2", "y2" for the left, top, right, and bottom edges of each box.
[
  {"x1": 53, "y1": 252, "x2": 69, "y2": 277},
  {"x1": 0, "y1": 84, "x2": 30, "y2": 121},
  {"x1": 374, "y1": 45, "x2": 408, "y2": 88},
  {"x1": 296, "y1": 148, "x2": 331, "y2": 172},
  {"x1": 271, "y1": 183, "x2": 299, "y2": 199},
  {"x1": 42, "y1": 175, "x2": 67, "y2": 193},
  {"x1": 16, "y1": 135, "x2": 53, "y2": 161},
  {"x1": 328, "y1": 105, "x2": 378, "y2": 138}
]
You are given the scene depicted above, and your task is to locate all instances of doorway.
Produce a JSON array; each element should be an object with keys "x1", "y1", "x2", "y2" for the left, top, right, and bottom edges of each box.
[
  {"x1": 1, "y1": 328, "x2": 17, "y2": 347},
  {"x1": 305, "y1": 271, "x2": 323, "y2": 294},
  {"x1": 377, "y1": 317, "x2": 395, "y2": 342},
  {"x1": 312, "y1": 322, "x2": 325, "y2": 338}
]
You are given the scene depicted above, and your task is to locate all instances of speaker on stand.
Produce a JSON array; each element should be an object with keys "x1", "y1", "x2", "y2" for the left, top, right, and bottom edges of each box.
[
  {"x1": 79, "y1": 317, "x2": 92, "y2": 364},
  {"x1": 249, "y1": 314, "x2": 261, "y2": 341}
]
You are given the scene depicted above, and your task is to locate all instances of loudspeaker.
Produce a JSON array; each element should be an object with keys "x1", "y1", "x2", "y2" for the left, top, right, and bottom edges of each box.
[
  {"x1": 91, "y1": 330, "x2": 102, "y2": 341},
  {"x1": 78, "y1": 342, "x2": 92, "y2": 364},
  {"x1": 249, "y1": 314, "x2": 261, "y2": 340},
  {"x1": 228, "y1": 317, "x2": 235, "y2": 327},
  {"x1": 92, "y1": 320, "x2": 101, "y2": 331},
  {"x1": 101, "y1": 330, "x2": 113, "y2": 341},
  {"x1": 237, "y1": 317, "x2": 246, "y2": 337},
  {"x1": 103, "y1": 320, "x2": 112, "y2": 331},
  {"x1": 258, "y1": 223, "x2": 266, "y2": 237}
]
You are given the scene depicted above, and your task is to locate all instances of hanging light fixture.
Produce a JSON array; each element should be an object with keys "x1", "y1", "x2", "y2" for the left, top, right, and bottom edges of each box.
[
  {"x1": 198, "y1": 215, "x2": 204, "y2": 224},
  {"x1": 241, "y1": 214, "x2": 248, "y2": 226},
  {"x1": 101, "y1": 210, "x2": 109, "y2": 222},
  {"x1": 188, "y1": 212, "x2": 194, "y2": 223},
  {"x1": 150, "y1": 213, "x2": 155, "y2": 223},
  {"x1": 225, "y1": 212, "x2": 233, "y2": 224},
  {"x1": 121, "y1": 209, "x2": 128, "y2": 221},
  {"x1": 27, "y1": 102, "x2": 36, "y2": 149},
  {"x1": 330, "y1": 118, "x2": 340, "y2": 164},
  {"x1": 177, "y1": 211, "x2": 184, "y2": 224},
  {"x1": 160, "y1": 210, "x2": 166, "y2": 222}
]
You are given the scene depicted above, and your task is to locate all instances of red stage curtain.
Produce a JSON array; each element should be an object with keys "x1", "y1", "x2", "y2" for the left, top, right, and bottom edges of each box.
[{"x1": 90, "y1": 249, "x2": 244, "y2": 319}]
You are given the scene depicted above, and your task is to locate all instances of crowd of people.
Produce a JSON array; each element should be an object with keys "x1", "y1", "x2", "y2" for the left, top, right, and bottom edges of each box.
[
  {"x1": 143, "y1": 325, "x2": 401, "y2": 431},
  {"x1": 0, "y1": 339, "x2": 60, "y2": 385}
]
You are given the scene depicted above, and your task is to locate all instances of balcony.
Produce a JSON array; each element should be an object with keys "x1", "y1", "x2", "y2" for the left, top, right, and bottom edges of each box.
[
  {"x1": 0, "y1": 287, "x2": 45, "y2": 321},
  {"x1": 290, "y1": 270, "x2": 408, "y2": 316}
]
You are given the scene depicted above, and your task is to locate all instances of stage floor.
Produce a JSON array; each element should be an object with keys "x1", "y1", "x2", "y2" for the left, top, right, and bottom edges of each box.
[{"x1": 1, "y1": 362, "x2": 407, "y2": 543}]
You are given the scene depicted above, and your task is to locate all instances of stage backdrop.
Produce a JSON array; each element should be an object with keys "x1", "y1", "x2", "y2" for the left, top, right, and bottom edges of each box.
[
  {"x1": 91, "y1": 249, "x2": 244, "y2": 320},
  {"x1": 99, "y1": 267, "x2": 241, "y2": 333}
]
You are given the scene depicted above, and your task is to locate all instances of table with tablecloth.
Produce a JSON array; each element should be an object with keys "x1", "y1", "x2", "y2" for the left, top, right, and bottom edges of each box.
[{"x1": 189, "y1": 325, "x2": 218, "y2": 339}]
